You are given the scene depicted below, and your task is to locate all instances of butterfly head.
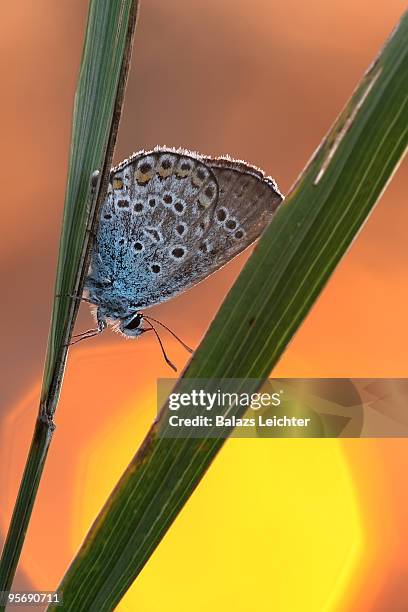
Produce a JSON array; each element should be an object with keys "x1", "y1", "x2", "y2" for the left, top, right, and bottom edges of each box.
[{"x1": 119, "y1": 312, "x2": 145, "y2": 337}]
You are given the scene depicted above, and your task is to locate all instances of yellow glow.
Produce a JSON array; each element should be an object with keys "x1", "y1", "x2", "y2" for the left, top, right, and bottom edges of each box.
[
  {"x1": 73, "y1": 393, "x2": 362, "y2": 612},
  {"x1": 71, "y1": 389, "x2": 155, "y2": 546},
  {"x1": 0, "y1": 346, "x2": 363, "y2": 609}
]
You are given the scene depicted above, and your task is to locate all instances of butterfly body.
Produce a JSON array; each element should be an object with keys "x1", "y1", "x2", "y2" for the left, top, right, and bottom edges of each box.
[{"x1": 84, "y1": 147, "x2": 283, "y2": 337}]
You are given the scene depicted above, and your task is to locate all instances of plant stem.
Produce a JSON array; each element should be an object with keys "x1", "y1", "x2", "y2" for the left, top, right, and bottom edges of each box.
[
  {"x1": 0, "y1": 1, "x2": 139, "y2": 600},
  {"x1": 0, "y1": 419, "x2": 54, "y2": 593}
]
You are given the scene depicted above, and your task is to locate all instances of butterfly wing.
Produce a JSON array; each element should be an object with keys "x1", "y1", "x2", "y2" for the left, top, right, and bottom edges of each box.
[
  {"x1": 86, "y1": 148, "x2": 283, "y2": 312},
  {"x1": 164, "y1": 155, "x2": 283, "y2": 302}
]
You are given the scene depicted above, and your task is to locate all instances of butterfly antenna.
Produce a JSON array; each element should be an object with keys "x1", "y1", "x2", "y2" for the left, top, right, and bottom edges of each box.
[
  {"x1": 143, "y1": 315, "x2": 193, "y2": 353},
  {"x1": 144, "y1": 320, "x2": 177, "y2": 372}
]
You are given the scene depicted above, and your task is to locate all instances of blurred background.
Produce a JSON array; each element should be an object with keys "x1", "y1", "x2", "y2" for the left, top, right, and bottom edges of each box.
[{"x1": 0, "y1": 1, "x2": 407, "y2": 610}]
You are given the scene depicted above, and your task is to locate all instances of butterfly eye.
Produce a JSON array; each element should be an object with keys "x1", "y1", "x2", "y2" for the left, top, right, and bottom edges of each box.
[{"x1": 124, "y1": 314, "x2": 142, "y2": 331}]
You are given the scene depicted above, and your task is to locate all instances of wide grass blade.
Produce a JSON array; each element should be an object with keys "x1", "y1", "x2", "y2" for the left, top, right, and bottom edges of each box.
[
  {"x1": 55, "y1": 12, "x2": 408, "y2": 612},
  {"x1": 0, "y1": 0, "x2": 139, "y2": 598}
]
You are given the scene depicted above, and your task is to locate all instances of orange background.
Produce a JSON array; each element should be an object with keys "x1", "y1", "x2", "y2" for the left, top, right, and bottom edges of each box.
[{"x1": 0, "y1": 1, "x2": 407, "y2": 610}]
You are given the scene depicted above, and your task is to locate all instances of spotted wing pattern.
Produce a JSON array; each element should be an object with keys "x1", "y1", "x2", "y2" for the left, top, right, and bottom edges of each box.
[{"x1": 85, "y1": 147, "x2": 283, "y2": 314}]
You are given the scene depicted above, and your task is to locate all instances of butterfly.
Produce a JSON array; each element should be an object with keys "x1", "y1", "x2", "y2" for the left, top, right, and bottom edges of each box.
[{"x1": 77, "y1": 147, "x2": 283, "y2": 369}]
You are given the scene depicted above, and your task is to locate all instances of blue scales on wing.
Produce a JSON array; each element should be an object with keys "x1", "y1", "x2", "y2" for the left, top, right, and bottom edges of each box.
[{"x1": 85, "y1": 147, "x2": 283, "y2": 320}]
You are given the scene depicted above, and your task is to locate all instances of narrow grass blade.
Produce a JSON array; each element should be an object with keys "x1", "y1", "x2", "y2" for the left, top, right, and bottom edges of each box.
[
  {"x1": 42, "y1": 0, "x2": 138, "y2": 414},
  {"x1": 0, "y1": 0, "x2": 139, "y2": 598}
]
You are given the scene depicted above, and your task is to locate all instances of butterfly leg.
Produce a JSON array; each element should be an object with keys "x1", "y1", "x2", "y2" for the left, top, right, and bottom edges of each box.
[
  {"x1": 68, "y1": 328, "x2": 103, "y2": 345},
  {"x1": 56, "y1": 293, "x2": 94, "y2": 304},
  {"x1": 67, "y1": 310, "x2": 107, "y2": 346}
]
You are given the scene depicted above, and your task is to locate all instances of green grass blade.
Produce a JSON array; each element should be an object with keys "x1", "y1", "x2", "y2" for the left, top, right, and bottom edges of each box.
[
  {"x1": 42, "y1": 0, "x2": 138, "y2": 411},
  {"x1": 0, "y1": 0, "x2": 139, "y2": 599},
  {"x1": 55, "y1": 12, "x2": 408, "y2": 612}
]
